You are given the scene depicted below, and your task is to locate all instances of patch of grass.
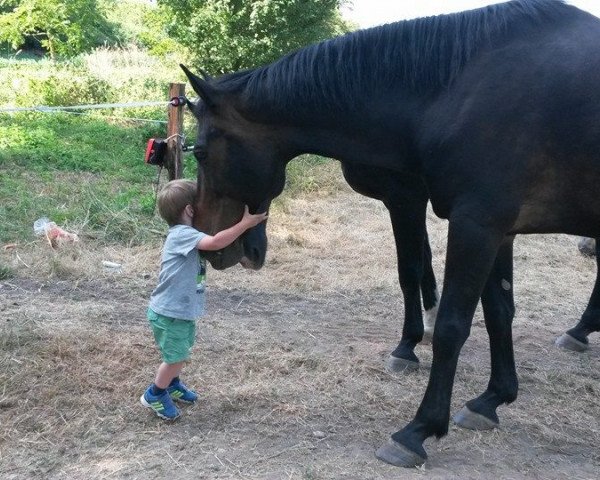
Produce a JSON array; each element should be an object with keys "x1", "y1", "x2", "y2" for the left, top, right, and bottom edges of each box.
[
  {"x1": 0, "y1": 112, "x2": 163, "y2": 174},
  {"x1": 0, "y1": 112, "x2": 190, "y2": 244},
  {"x1": 284, "y1": 154, "x2": 342, "y2": 196},
  {"x1": 0, "y1": 265, "x2": 14, "y2": 280}
]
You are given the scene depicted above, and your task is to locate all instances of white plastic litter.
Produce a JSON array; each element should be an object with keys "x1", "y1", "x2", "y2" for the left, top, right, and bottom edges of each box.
[
  {"x1": 33, "y1": 217, "x2": 79, "y2": 248},
  {"x1": 102, "y1": 261, "x2": 122, "y2": 269}
]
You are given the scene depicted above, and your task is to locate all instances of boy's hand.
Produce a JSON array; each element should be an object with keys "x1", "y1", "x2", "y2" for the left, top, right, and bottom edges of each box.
[
  {"x1": 197, "y1": 205, "x2": 268, "y2": 251},
  {"x1": 241, "y1": 205, "x2": 268, "y2": 228}
]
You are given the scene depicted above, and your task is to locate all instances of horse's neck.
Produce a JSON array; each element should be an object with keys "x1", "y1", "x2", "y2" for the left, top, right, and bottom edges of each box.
[{"x1": 242, "y1": 81, "x2": 419, "y2": 169}]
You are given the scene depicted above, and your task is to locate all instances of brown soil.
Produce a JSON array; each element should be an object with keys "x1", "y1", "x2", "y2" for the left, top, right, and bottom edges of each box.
[{"x1": 1, "y1": 169, "x2": 599, "y2": 479}]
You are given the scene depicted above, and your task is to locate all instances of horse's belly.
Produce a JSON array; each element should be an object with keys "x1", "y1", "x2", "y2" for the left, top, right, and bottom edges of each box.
[{"x1": 512, "y1": 200, "x2": 600, "y2": 237}]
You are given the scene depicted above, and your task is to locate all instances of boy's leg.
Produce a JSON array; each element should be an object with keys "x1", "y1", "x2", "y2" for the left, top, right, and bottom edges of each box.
[
  {"x1": 154, "y1": 362, "x2": 198, "y2": 403},
  {"x1": 141, "y1": 361, "x2": 189, "y2": 419},
  {"x1": 150, "y1": 314, "x2": 199, "y2": 404},
  {"x1": 142, "y1": 311, "x2": 194, "y2": 419},
  {"x1": 155, "y1": 361, "x2": 185, "y2": 389},
  {"x1": 153, "y1": 360, "x2": 198, "y2": 403},
  {"x1": 142, "y1": 311, "x2": 199, "y2": 418}
]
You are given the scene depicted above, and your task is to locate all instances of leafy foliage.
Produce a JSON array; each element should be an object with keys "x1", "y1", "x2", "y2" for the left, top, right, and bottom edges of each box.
[
  {"x1": 103, "y1": 0, "x2": 156, "y2": 47},
  {"x1": 143, "y1": 0, "x2": 351, "y2": 73},
  {"x1": 0, "y1": 0, "x2": 121, "y2": 58},
  {"x1": 1, "y1": 46, "x2": 184, "y2": 112},
  {"x1": 14, "y1": 69, "x2": 115, "y2": 107}
]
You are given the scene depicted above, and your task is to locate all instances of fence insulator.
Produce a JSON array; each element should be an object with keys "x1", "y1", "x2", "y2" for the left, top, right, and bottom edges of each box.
[{"x1": 169, "y1": 96, "x2": 187, "y2": 107}]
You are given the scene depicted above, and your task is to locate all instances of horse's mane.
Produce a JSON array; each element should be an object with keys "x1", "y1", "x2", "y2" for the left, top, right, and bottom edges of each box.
[{"x1": 213, "y1": 0, "x2": 581, "y2": 115}]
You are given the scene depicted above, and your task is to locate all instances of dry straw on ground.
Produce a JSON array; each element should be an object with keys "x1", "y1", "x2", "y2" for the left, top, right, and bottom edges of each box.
[{"x1": 1, "y1": 163, "x2": 599, "y2": 479}]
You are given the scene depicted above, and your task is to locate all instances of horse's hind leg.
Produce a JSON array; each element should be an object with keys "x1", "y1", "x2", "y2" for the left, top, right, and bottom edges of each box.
[
  {"x1": 385, "y1": 199, "x2": 430, "y2": 373},
  {"x1": 453, "y1": 236, "x2": 518, "y2": 430},
  {"x1": 420, "y1": 233, "x2": 439, "y2": 343},
  {"x1": 556, "y1": 237, "x2": 600, "y2": 351}
]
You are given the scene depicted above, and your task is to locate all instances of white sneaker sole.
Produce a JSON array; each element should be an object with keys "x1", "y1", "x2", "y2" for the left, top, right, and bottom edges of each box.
[{"x1": 140, "y1": 395, "x2": 180, "y2": 420}]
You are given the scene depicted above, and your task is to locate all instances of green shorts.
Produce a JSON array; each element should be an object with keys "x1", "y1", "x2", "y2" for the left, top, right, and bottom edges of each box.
[{"x1": 147, "y1": 308, "x2": 196, "y2": 364}]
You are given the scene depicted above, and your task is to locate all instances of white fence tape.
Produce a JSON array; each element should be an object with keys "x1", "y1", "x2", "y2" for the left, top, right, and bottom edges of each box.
[{"x1": 0, "y1": 100, "x2": 169, "y2": 113}]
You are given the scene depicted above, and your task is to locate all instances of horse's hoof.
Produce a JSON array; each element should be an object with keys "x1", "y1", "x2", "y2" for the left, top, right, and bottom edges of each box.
[
  {"x1": 577, "y1": 237, "x2": 596, "y2": 257},
  {"x1": 385, "y1": 355, "x2": 419, "y2": 373},
  {"x1": 453, "y1": 406, "x2": 499, "y2": 430},
  {"x1": 375, "y1": 439, "x2": 426, "y2": 467},
  {"x1": 555, "y1": 333, "x2": 589, "y2": 352}
]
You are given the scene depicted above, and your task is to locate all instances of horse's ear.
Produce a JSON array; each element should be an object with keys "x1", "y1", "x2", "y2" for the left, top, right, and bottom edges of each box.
[{"x1": 180, "y1": 64, "x2": 219, "y2": 109}]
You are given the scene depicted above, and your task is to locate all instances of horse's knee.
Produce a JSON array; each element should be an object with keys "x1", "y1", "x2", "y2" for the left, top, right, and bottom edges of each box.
[{"x1": 432, "y1": 320, "x2": 470, "y2": 354}]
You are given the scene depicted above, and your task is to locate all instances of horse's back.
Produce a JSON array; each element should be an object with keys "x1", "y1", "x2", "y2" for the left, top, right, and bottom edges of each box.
[{"x1": 419, "y1": 9, "x2": 600, "y2": 236}]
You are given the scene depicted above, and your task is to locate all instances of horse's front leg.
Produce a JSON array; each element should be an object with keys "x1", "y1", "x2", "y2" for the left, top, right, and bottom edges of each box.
[
  {"x1": 385, "y1": 196, "x2": 433, "y2": 373},
  {"x1": 454, "y1": 235, "x2": 518, "y2": 430},
  {"x1": 556, "y1": 236, "x2": 600, "y2": 351},
  {"x1": 376, "y1": 216, "x2": 503, "y2": 467}
]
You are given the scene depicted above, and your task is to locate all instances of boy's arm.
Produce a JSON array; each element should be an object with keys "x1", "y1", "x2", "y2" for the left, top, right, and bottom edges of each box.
[{"x1": 197, "y1": 206, "x2": 267, "y2": 251}]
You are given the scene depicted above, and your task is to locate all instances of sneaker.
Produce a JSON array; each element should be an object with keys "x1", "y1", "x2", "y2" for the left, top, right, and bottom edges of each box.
[
  {"x1": 140, "y1": 386, "x2": 180, "y2": 420},
  {"x1": 168, "y1": 379, "x2": 198, "y2": 404}
]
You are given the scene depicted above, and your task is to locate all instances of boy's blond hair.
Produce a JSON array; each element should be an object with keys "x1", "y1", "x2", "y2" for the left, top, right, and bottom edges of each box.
[{"x1": 157, "y1": 179, "x2": 197, "y2": 226}]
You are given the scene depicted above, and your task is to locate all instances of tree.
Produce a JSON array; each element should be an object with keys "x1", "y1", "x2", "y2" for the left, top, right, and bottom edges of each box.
[
  {"x1": 143, "y1": 0, "x2": 351, "y2": 74},
  {"x1": 0, "y1": 0, "x2": 120, "y2": 58}
]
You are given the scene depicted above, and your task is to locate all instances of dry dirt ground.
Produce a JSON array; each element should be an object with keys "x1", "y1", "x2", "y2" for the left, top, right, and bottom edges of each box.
[{"x1": 1, "y1": 167, "x2": 599, "y2": 479}]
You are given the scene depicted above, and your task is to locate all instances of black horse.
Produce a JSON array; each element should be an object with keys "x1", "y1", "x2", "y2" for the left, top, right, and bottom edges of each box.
[{"x1": 183, "y1": 0, "x2": 600, "y2": 467}]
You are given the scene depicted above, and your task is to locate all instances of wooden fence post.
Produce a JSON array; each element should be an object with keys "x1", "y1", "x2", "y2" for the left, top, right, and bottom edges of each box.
[{"x1": 166, "y1": 82, "x2": 185, "y2": 180}]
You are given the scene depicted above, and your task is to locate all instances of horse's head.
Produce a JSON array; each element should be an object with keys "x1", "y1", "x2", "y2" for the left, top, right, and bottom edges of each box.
[{"x1": 181, "y1": 65, "x2": 290, "y2": 270}]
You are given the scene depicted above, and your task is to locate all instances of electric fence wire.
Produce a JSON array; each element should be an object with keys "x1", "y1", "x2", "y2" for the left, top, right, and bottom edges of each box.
[
  {"x1": 19, "y1": 108, "x2": 169, "y2": 124},
  {"x1": 0, "y1": 98, "x2": 198, "y2": 124},
  {"x1": 0, "y1": 100, "x2": 169, "y2": 112}
]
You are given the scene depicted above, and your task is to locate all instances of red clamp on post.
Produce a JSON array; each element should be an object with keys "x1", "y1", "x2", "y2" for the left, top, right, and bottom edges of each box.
[
  {"x1": 144, "y1": 138, "x2": 167, "y2": 166},
  {"x1": 170, "y1": 96, "x2": 187, "y2": 107}
]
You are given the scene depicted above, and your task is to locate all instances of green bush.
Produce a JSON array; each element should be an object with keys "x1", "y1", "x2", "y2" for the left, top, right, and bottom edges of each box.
[
  {"x1": 1, "y1": 46, "x2": 184, "y2": 111},
  {"x1": 16, "y1": 69, "x2": 114, "y2": 107},
  {"x1": 0, "y1": 0, "x2": 122, "y2": 58}
]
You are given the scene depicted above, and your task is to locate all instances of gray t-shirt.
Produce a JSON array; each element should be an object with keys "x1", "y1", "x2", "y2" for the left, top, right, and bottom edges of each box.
[{"x1": 148, "y1": 224, "x2": 207, "y2": 321}]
